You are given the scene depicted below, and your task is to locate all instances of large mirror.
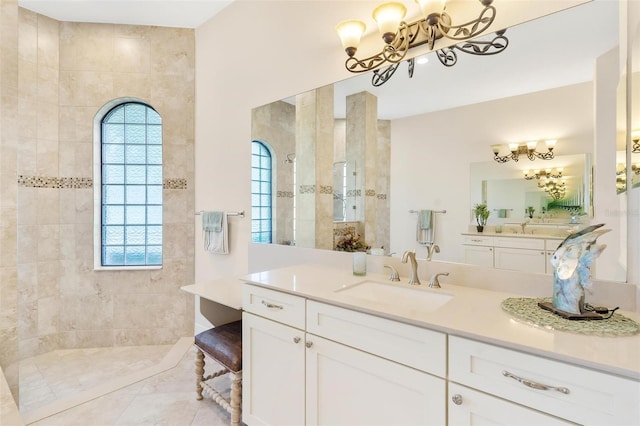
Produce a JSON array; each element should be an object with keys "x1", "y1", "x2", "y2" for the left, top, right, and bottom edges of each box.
[{"x1": 251, "y1": 1, "x2": 626, "y2": 281}]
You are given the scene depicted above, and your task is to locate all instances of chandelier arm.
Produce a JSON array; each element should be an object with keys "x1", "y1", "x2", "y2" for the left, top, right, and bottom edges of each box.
[
  {"x1": 438, "y1": 6, "x2": 497, "y2": 41},
  {"x1": 453, "y1": 33, "x2": 509, "y2": 56},
  {"x1": 493, "y1": 152, "x2": 518, "y2": 163},
  {"x1": 532, "y1": 151, "x2": 555, "y2": 160},
  {"x1": 436, "y1": 48, "x2": 457, "y2": 67},
  {"x1": 344, "y1": 23, "x2": 412, "y2": 73},
  {"x1": 372, "y1": 63, "x2": 401, "y2": 87}
]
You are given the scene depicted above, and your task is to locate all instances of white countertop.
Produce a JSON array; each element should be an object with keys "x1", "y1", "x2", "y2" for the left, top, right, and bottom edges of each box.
[
  {"x1": 240, "y1": 264, "x2": 640, "y2": 380},
  {"x1": 462, "y1": 232, "x2": 565, "y2": 240}
]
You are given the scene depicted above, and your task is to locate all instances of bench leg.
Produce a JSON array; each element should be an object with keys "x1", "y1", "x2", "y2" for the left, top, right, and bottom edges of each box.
[
  {"x1": 230, "y1": 370, "x2": 242, "y2": 426},
  {"x1": 195, "y1": 348, "x2": 205, "y2": 400}
]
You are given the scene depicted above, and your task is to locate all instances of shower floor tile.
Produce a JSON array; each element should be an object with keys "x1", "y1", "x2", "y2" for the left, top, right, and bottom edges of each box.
[
  {"x1": 19, "y1": 345, "x2": 172, "y2": 413},
  {"x1": 18, "y1": 340, "x2": 235, "y2": 425}
]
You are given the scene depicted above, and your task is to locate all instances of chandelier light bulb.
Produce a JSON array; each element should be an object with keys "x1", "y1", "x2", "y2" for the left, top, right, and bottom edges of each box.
[
  {"x1": 372, "y1": 2, "x2": 407, "y2": 44},
  {"x1": 545, "y1": 139, "x2": 557, "y2": 150},
  {"x1": 526, "y1": 141, "x2": 538, "y2": 150},
  {"x1": 508, "y1": 143, "x2": 519, "y2": 152},
  {"x1": 335, "y1": 20, "x2": 366, "y2": 57}
]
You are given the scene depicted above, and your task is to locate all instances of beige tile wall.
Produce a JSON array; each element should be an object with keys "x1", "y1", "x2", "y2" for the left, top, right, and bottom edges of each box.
[
  {"x1": 0, "y1": 0, "x2": 20, "y2": 400},
  {"x1": 5, "y1": 8, "x2": 196, "y2": 374}
]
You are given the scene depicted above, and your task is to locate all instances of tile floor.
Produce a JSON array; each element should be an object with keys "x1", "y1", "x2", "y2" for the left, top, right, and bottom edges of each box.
[{"x1": 18, "y1": 340, "x2": 236, "y2": 426}]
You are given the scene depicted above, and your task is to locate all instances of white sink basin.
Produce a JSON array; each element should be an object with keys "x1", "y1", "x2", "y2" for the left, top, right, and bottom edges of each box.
[{"x1": 335, "y1": 280, "x2": 453, "y2": 313}]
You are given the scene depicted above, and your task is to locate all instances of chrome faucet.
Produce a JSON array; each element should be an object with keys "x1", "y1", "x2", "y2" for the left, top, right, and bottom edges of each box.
[
  {"x1": 401, "y1": 250, "x2": 421, "y2": 285},
  {"x1": 428, "y1": 272, "x2": 449, "y2": 288},
  {"x1": 426, "y1": 243, "x2": 440, "y2": 261},
  {"x1": 384, "y1": 265, "x2": 400, "y2": 282}
]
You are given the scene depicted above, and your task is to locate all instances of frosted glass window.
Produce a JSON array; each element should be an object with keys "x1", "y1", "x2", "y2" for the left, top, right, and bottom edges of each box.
[
  {"x1": 101, "y1": 102, "x2": 163, "y2": 267},
  {"x1": 251, "y1": 141, "x2": 272, "y2": 243}
]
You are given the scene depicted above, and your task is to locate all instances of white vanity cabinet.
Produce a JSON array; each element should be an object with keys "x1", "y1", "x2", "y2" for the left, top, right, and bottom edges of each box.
[
  {"x1": 242, "y1": 284, "x2": 306, "y2": 426},
  {"x1": 448, "y1": 336, "x2": 640, "y2": 426},
  {"x1": 242, "y1": 284, "x2": 447, "y2": 426},
  {"x1": 463, "y1": 236, "x2": 494, "y2": 267},
  {"x1": 462, "y1": 234, "x2": 564, "y2": 274}
]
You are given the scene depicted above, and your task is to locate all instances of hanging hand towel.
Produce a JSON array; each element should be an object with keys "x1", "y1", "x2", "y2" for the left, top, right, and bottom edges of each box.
[
  {"x1": 416, "y1": 210, "x2": 434, "y2": 244},
  {"x1": 202, "y1": 211, "x2": 229, "y2": 254}
]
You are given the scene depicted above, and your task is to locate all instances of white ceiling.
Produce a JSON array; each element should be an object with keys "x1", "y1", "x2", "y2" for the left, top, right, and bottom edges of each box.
[
  {"x1": 18, "y1": 0, "x2": 234, "y2": 28},
  {"x1": 18, "y1": 0, "x2": 619, "y2": 120}
]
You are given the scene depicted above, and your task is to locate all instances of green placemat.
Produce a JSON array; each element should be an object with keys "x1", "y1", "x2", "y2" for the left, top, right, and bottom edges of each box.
[{"x1": 501, "y1": 297, "x2": 640, "y2": 336}]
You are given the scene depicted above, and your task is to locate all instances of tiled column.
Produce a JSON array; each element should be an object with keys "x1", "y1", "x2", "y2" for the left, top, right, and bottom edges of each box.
[
  {"x1": 295, "y1": 85, "x2": 334, "y2": 249},
  {"x1": 376, "y1": 120, "x2": 391, "y2": 251},
  {"x1": 0, "y1": 0, "x2": 20, "y2": 400},
  {"x1": 346, "y1": 91, "x2": 378, "y2": 248}
]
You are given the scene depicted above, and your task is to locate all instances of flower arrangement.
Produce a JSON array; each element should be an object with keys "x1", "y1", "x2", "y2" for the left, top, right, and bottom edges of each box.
[{"x1": 335, "y1": 225, "x2": 370, "y2": 252}]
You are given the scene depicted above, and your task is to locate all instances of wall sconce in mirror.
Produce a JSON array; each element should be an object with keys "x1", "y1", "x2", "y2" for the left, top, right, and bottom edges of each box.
[
  {"x1": 523, "y1": 168, "x2": 563, "y2": 180},
  {"x1": 492, "y1": 140, "x2": 556, "y2": 163},
  {"x1": 335, "y1": 0, "x2": 508, "y2": 87},
  {"x1": 632, "y1": 131, "x2": 640, "y2": 152}
]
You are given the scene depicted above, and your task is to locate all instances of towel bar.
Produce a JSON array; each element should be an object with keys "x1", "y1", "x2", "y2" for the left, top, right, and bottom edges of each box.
[
  {"x1": 195, "y1": 210, "x2": 245, "y2": 218},
  {"x1": 409, "y1": 209, "x2": 446, "y2": 214}
]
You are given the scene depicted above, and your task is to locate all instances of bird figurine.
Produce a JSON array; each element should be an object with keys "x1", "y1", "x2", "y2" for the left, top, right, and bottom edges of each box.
[{"x1": 549, "y1": 223, "x2": 610, "y2": 315}]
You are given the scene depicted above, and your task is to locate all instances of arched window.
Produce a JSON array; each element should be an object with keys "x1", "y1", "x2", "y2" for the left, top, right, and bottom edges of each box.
[
  {"x1": 251, "y1": 141, "x2": 273, "y2": 243},
  {"x1": 99, "y1": 101, "x2": 163, "y2": 267}
]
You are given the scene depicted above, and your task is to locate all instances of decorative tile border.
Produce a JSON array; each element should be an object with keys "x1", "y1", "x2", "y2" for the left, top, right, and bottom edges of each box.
[
  {"x1": 277, "y1": 191, "x2": 294, "y2": 198},
  {"x1": 163, "y1": 178, "x2": 187, "y2": 190},
  {"x1": 18, "y1": 176, "x2": 93, "y2": 189},
  {"x1": 18, "y1": 175, "x2": 189, "y2": 190},
  {"x1": 346, "y1": 189, "x2": 361, "y2": 197},
  {"x1": 365, "y1": 189, "x2": 376, "y2": 197},
  {"x1": 319, "y1": 185, "x2": 333, "y2": 194},
  {"x1": 377, "y1": 193, "x2": 387, "y2": 200},
  {"x1": 299, "y1": 185, "x2": 316, "y2": 194}
]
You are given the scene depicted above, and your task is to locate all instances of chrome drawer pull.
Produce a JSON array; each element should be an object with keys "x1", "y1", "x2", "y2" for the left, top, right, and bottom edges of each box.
[
  {"x1": 503, "y1": 370, "x2": 570, "y2": 394},
  {"x1": 261, "y1": 300, "x2": 284, "y2": 310},
  {"x1": 451, "y1": 394, "x2": 463, "y2": 405}
]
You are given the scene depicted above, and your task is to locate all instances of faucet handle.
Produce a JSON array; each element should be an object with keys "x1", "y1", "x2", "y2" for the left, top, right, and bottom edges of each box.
[
  {"x1": 429, "y1": 272, "x2": 449, "y2": 288},
  {"x1": 384, "y1": 265, "x2": 400, "y2": 282}
]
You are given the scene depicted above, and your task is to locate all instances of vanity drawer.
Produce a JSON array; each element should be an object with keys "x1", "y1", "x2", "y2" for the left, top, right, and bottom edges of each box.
[
  {"x1": 242, "y1": 284, "x2": 305, "y2": 329},
  {"x1": 448, "y1": 336, "x2": 640, "y2": 425},
  {"x1": 463, "y1": 236, "x2": 494, "y2": 246},
  {"x1": 493, "y1": 236, "x2": 544, "y2": 250},
  {"x1": 306, "y1": 300, "x2": 446, "y2": 377}
]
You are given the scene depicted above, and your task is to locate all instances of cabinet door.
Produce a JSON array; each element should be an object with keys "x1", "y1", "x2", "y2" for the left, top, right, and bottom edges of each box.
[
  {"x1": 448, "y1": 383, "x2": 575, "y2": 425},
  {"x1": 545, "y1": 250, "x2": 555, "y2": 275},
  {"x1": 494, "y1": 247, "x2": 546, "y2": 273},
  {"x1": 306, "y1": 334, "x2": 445, "y2": 426},
  {"x1": 242, "y1": 312, "x2": 305, "y2": 426},
  {"x1": 463, "y1": 245, "x2": 494, "y2": 267}
]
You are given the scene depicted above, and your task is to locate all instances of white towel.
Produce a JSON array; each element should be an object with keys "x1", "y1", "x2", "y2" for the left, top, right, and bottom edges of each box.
[{"x1": 203, "y1": 211, "x2": 229, "y2": 254}]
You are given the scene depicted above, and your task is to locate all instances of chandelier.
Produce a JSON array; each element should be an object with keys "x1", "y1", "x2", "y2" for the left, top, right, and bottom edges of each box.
[
  {"x1": 538, "y1": 178, "x2": 565, "y2": 200},
  {"x1": 335, "y1": 0, "x2": 508, "y2": 87},
  {"x1": 633, "y1": 134, "x2": 640, "y2": 153},
  {"x1": 492, "y1": 140, "x2": 556, "y2": 163},
  {"x1": 523, "y1": 168, "x2": 563, "y2": 180}
]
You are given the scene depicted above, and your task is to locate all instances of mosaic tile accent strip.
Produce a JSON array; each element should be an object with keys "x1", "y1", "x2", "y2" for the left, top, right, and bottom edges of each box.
[
  {"x1": 17, "y1": 176, "x2": 189, "y2": 190},
  {"x1": 346, "y1": 189, "x2": 361, "y2": 197},
  {"x1": 319, "y1": 185, "x2": 333, "y2": 195},
  {"x1": 365, "y1": 189, "x2": 376, "y2": 197},
  {"x1": 377, "y1": 193, "x2": 387, "y2": 200},
  {"x1": 18, "y1": 175, "x2": 93, "y2": 189},
  {"x1": 300, "y1": 185, "x2": 316, "y2": 194},
  {"x1": 163, "y1": 178, "x2": 187, "y2": 190},
  {"x1": 277, "y1": 191, "x2": 294, "y2": 198}
]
